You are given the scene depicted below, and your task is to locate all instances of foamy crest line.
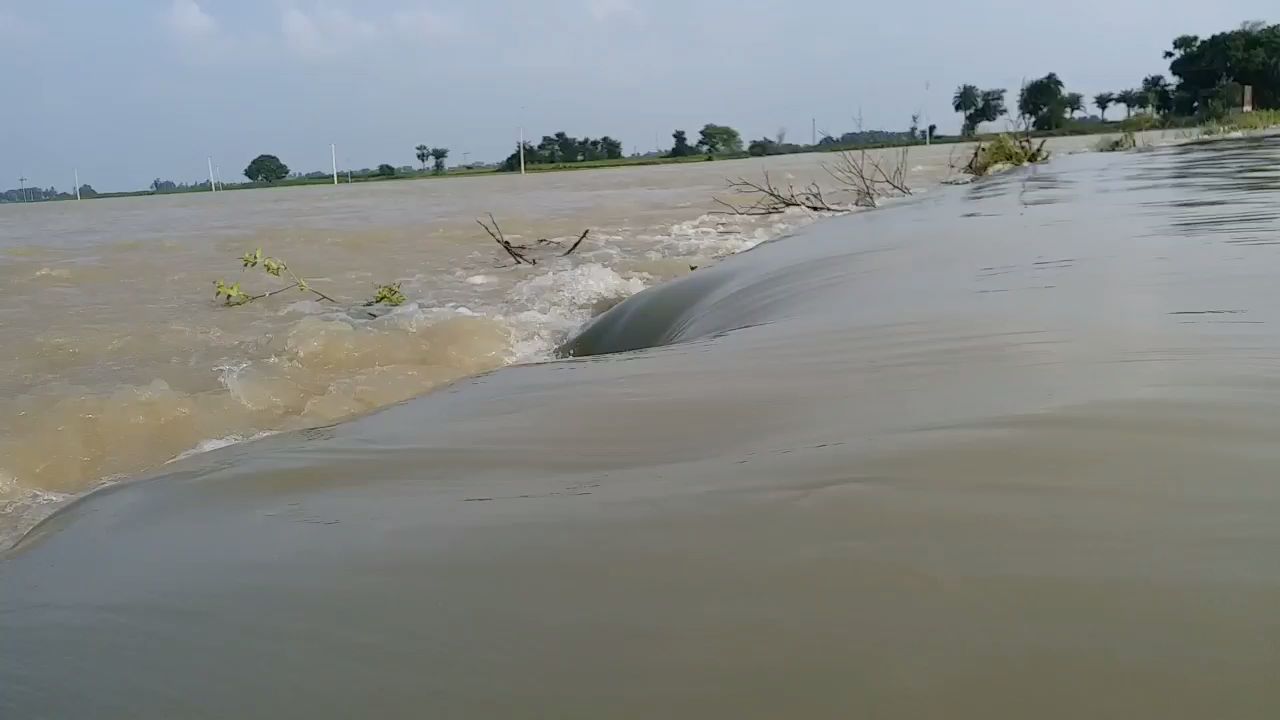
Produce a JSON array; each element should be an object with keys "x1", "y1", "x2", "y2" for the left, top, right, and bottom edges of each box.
[
  {"x1": 167, "y1": 431, "x2": 279, "y2": 464},
  {"x1": 503, "y1": 261, "x2": 649, "y2": 361}
]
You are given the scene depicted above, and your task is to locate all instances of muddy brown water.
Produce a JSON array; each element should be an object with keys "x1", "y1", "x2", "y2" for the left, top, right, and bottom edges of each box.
[{"x1": 5, "y1": 133, "x2": 1280, "y2": 718}]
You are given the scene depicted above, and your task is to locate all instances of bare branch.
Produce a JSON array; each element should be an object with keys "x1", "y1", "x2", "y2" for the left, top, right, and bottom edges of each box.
[
  {"x1": 562, "y1": 229, "x2": 590, "y2": 256},
  {"x1": 823, "y1": 146, "x2": 912, "y2": 208},
  {"x1": 477, "y1": 215, "x2": 536, "y2": 265},
  {"x1": 715, "y1": 172, "x2": 841, "y2": 215}
]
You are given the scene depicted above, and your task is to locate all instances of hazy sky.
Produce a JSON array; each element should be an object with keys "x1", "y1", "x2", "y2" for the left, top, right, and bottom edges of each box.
[{"x1": 0, "y1": 0, "x2": 1273, "y2": 190}]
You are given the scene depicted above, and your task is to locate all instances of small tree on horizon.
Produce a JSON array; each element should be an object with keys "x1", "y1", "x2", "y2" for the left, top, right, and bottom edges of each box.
[
  {"x1": 954, "y1": 86, "x2": 1008, "y2": 136},
  {"x1": 244, "y1": 154, "x2": 289, "y2": 183},
  {"x1": 1093, "y1": 92, "x2": 1116, "y2": 120},
  {"x1": 1065, "y1": 92, "x2": 1085, "y2": 118},
  {"x1": 952, "y1": 84, "x2": 981, "y2": 135},
  {"x1": 696, "y1": 124, "x2": 743, "y2": 154},
  {"x1": 1019, "y1": 73, "x2": 1068, "y2": 130},
  {"x1": 430, "y1": 147, "x2": 449, "y2": 174},
  {"x1": 1116, "y1": 89, "x2": 1142, "y2": 118},
  {"x1": 1142, "y1": 74, "x2": 1174, "y2": 115},
  {"x1": 415, "y1": 144, "x2": 430, "y2": 170},
  {"x1": 669, "y1": 130, "x2": 695, "y2": 157}
]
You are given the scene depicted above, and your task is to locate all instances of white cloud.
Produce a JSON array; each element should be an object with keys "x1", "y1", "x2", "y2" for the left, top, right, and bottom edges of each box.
[
  {"x1": 586, "y1": 0, "x2": 640, "y2": 22},
  {"x1": 281, "y1": 5, "x2": 379, "y2": 60},
  {"x1": 167, "y1": 0, "x2": 217, "y2": 38},
  {"x1": 392, "y1": 8, "x2": 461, "y2": 40}
]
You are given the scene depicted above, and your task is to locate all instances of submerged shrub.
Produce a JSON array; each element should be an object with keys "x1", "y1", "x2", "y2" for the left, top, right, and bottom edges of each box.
[
  {"x1": 964, "y1": 134, "x2": 1050, "y2": 176},
  {"x1": 1096, "y1": 131, "x2": 1138, "y2": 152}
]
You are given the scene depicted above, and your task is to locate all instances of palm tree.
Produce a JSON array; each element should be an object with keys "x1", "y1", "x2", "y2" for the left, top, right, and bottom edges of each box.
[
  {"x1": 1065, "y1": 92, "x2": 1085, "y2": 118},
  {"x1": 415, "y1": 144, "x2": 430, "y2": 171},
  {"x1": 1094, "y1": 92, "x2": 1116, "y2": 120},
  {"x1": 1116, "y1": 89, "x2": 1142, "y2": 118},
  {"x1": 429, "y1": 147, "x2": 449, "y2": 174},
  {"x1": 953, "y1": 84, "x2": 980, "y2": 136},
  {"x1": 1142, "y1": 74, "x2": 1172, "y2": 115}
]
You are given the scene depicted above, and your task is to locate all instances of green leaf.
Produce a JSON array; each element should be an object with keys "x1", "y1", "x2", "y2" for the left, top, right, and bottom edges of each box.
[{"x1": 366, "y1": 282, "x2": 407, "y2": 307}]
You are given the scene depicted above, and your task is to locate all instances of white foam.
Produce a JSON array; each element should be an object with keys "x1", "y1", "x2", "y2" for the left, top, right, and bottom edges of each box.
[
  {"x1": 168, "y1": 431, "x2": 278, "y2": 463},
  {"x1": 502, "y1": 262, "x2": 649, "y2": 360}
]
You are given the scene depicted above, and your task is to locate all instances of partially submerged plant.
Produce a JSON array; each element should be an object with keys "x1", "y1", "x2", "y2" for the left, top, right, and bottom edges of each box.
[
  {"x1": 963, "y1": 134, "x2": 1050, "y2": 176},
  {"x1": 478, "y1": 214, "x2": 592, "y2": 266},
  {"x1": 1096, "y1": 131, "x2": 1138, "y2": 152},
  {"x1": 213, "y1": 249, "x2": 403, "y2": 308},
  {"x1": 214, "y1": 248, "x2": 338, "y2": 305},
  {"x1": 366, "y1": 282, "x2": 406, "y2": 307}
]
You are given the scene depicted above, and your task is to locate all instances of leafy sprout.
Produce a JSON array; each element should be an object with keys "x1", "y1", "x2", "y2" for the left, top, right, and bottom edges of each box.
[
  {"x1": 215, "y1": 248, "x2": 339, "y2": 306},
  {"x1": 366, "y1": 283, "x2": 407, "y2": 307},
  {"x1": 213, "y1": 279, "x2": 251, "y2": 306}
]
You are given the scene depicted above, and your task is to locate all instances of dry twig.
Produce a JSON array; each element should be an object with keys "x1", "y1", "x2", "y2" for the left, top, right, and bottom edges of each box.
[
  {"x1": 477, "y1": 213, "x2": 536, "y2": 265},
  {"x1": 478, "y1": 216, "x2": 593, "y2": 266},
  {"x1": 823, "y1": 147, "x2": 912, "y2": 207},
  {"x1": 713, "y1": 171, "x2": 841, "y2": 216},
  {"x1": 562, "y1": 229, "x2": 590, "y2": 256}
]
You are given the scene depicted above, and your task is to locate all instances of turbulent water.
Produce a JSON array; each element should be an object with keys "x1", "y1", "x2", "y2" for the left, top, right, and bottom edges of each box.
[
  {"x1": 0, "y1": 136, "x2": 1116, "y2": 545},
  {"x1": 6, "y1": 132, "x2": 1280, "y2": 717}
]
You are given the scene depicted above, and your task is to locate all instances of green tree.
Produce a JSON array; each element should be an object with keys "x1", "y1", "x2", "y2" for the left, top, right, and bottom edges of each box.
[
  {"x1": 669, "y1": 129, "x2": 695, "y2": 157},
  {"x1": 599, "y1": 136, "x2": 623, "y2": 159},
  {"x1": 78, "y1": 184, "x2": 97, "y2": 198},
  {"x1": 244, "y1": 154, "x2": 289, "y2": 183},
  {"x1": 1018, "y1": 73, "x2": 1067, "y2": 130},
  {"x1": 415, "y1": 144, "x2": 430, "y2": 170},
  {"x1": 697, "y1": 124, "x2": 743, "y2": 154},
  {"x1": 952, "y1": 84, "x2": 981, "y2": 135},
  {"x1": 1165, "y1": 23, "x2": 1280, "y2": 114},
  {"x1": 1116, "y1": 89, "x2": 1142, "y2": 118},
  {"x1": 1142, "y1": 74, "x2": 1174, "y2": 115},
  {"x1": 501, "y1": 142, "x2": 536, "y2": 171},
  {"x1": 376, "y1": 163, "x2": 396, "y2": 177},
  {"x1": 1065, "y1": 92, "x2": 1085, "y2": 117},
  {"x1": 747, "y1": 138, "x2": 777, "y2": 156},
  {"x1": 430, "y1": 147, "x2": 449, "y2": 174},
  {"x1": 954, "y1": 85, "x2": 1008, "y2": 135},
  {"x1": 555, "y1": 132, "x2": 577, "y2": 162},
  {"x1": 1093, "y1": 92, "x2": 1116, "y2": 120}
]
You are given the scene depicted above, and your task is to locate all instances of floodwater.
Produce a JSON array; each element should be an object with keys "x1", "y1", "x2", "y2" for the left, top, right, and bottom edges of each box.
[
  {"x1": 0, "y1": 135, "x2": 1108, "y2": 544},
  {"x1": 5, "y1": 132, "x2": 1280, "y2": 717}
]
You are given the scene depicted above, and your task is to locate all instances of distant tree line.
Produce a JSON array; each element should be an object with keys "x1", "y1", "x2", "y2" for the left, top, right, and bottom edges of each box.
[
  {"x1": 0, "y1": 184, "x2": 96, "y2": 202},
  {"x1": 666, "y1": 124, "x2": 743, "y2": 157},
  {"x1": 501, "y1": 132, "x2": 623, "y2": 171},
  {"x1": 952, "y1": 21, "x2": 1280, "y2": 136}
]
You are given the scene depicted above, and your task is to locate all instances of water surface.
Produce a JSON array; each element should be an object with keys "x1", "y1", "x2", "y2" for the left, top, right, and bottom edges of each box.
[{"x1": 5, "y1": 134, "x2": 1279, "y2": 717}]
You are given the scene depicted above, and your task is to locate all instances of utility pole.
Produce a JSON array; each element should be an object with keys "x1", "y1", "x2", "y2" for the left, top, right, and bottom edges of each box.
[
  {"x1": 812, "y1": 117, "x2": 817, "y2": 145},
  {"x1": 215, "y1": 165, "x2": 224, "y2": 190},
  {"x1": 331, "y1": 143, "x2": 338, "y2": 185},
  {"x1": 18, "y1": 176, "x2": 27, "y2": 202},
  {"x1": 518, "y1": 128, "x2": 526, "y2": 175},
  {"x1": 207, "y1": 157, "x2": 217, "y2": 192},
  {"x1": 74, "y1": 170, "x2": 81, "y2": 200}
]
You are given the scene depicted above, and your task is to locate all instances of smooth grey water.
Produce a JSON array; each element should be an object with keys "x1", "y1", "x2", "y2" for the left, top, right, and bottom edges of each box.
[{"x1": 4, "y1": 136, "x2": 1280, "y2": 718}]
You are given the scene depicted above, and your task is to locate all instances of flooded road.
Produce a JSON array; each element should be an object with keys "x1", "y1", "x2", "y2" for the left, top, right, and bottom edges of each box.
[
  {"x1": 5, "y1": 133, "x2": 1280, "y2": 717},
  {"x1": 0, "y1": 135, "x2": 1116, "y2": 545}
]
